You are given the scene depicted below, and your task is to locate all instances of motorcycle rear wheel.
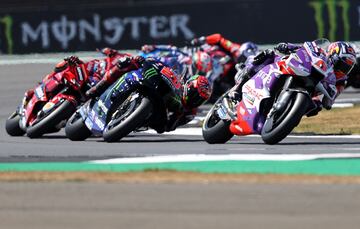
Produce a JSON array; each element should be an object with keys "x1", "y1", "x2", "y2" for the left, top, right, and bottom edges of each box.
[
  {"x1": 5, "y1": 112, "x2": 25, "y2": 136},
  {"x1": 261, "y1": 92, "x2": 308, "y2": 145},
  {"x1": 65, "y1": 112, "x2": 92, "y2": 141},
  {"x1": 26, "y1": 100, "x2": 76, "y2": 138},
  {"x1": 103, "y1": 96, "x2": 152, "y2": 142}
]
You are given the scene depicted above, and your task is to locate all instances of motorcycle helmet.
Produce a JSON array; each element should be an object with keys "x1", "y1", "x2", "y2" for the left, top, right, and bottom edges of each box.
[
  {"x1": 327, "y1": 41, "x2": 356, "y2": 78},
  {"x1": 183, "y1": 74, "x2": 212, "y2": 108},
  {"x1": 192, "y1": 50, "x2": 213, "y2": 75},
  {"x1": 237, "y1": 42, "x2": 259, "y2": 63}
]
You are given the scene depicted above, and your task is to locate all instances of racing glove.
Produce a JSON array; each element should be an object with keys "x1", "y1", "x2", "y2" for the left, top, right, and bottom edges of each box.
[
  {"x1": 253, "y1": 49, "x2": 274, "y2": 65},
  {"x1": 116, "y1": 56, "x2": 145, "y2": 69},
  {"x1": 64, "y1": 55, "x2": 83, "y2": 66},
  {"x1": 274, "y1": 43, "x2": 299, "y2": 54}
]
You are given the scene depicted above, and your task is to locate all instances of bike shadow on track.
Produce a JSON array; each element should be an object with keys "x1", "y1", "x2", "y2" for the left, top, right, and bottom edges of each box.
[
  {"x1": 37, "y1": 133, "x2": 204, "y2": 143},
  {"x1": 95, "y1": 139, "x2": 204, "y2": 143},
  {"x1": 94, "y1": 133, "x2": 205, "y2": 143}
]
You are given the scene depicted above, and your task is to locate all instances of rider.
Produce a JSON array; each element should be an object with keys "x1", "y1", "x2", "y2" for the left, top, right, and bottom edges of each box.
[
  {"x1": 85, "y1": 55, "x2": 212, "y2": 132},
  {"x1": 22, "y1": 48, "x2": 132, "y2": 104},
  {"x1": 189, "y1": 34, "x2": 259, "y2": 100},
  {"x1": 190, "y1": 33, "x2": 258, "y2": 63},
  {"x1": 229, "y1": 40, "x2": 357, "y2": 116}
]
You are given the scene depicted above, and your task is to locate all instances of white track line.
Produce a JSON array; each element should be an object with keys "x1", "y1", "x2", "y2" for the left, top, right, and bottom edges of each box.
[
  {"x1": 90, "y1": 153, "x2": 360, "y2": 164},
  {"x1": 332, "y1": 103, "x2": 354, "y2": 108}
]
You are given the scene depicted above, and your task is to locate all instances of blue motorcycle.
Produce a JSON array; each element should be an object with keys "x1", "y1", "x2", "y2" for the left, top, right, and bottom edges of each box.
[{"x1": 65, "y1": 60, "x2": 183, "y2": 142}]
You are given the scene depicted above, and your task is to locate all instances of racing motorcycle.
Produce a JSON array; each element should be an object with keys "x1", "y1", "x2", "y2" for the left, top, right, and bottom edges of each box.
[
  {"x1": 65, "y1": 60, "x2": 183, "y2": 142},
  {"x1": 202, "y1": 39, "x2": 335, "y2": 145},
  {"x1": 5, "y1": 62, "x2": 92, "y2": 138}
]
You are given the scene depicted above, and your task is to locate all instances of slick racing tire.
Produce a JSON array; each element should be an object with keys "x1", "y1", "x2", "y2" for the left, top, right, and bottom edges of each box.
[
  {"x1": 261, "y1": 92, "x2": 308, "y2": 145},
  {"x1": 202, "y1": 96, "x2": 234, "y2": 144},
  {"x1": 5, "y1": 112, "x2": 25, "y2": 136},
  {"x1": 65, "y1": 112, "x2": 92, "y2": 141},
  {"x1": 103, "y1": 96, "x2": 152, "y2": 142},
  {"x1": 26, "y1": 100, "x2": 76, "y2": 138}
]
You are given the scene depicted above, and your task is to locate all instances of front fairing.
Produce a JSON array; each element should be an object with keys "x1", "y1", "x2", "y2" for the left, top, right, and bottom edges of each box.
[
  {"x1": 62, "y1": 65, "x2": 89, "y2": 91},
  {"x1": 21, "y1": 84, "x2": 48, "y2": 127},
  {"x1": 303, "y1": 40, "x2": 332, "y2": 77},
  {"x1": 233, "y1": 66, "x2": 275, "y2": 135},
  {"x1": 281, "y1": 48, "x2": 312, "y2": 76},
  {"x1": 303, "y1": 40, "x2": 337, "y2": 96}
]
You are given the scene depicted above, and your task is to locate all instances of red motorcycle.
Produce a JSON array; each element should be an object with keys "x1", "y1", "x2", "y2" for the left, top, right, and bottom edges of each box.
[{"x1": 5, "y1": 60, "x2": 92, "y2": 138}]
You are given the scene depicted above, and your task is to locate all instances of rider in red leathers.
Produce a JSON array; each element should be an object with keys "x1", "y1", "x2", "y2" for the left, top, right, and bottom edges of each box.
[
  {"x1": 22, "y1": 48, "x2": 133, "y2": 106},
  {"x1": 189, "y1": 33, "x2": 258, "y2": 101}
]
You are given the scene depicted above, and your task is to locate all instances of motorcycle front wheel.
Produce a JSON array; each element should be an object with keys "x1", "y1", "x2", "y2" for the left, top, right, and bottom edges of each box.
[
  {"x1": 103, "y1": 94, "x2": 153, "y2": 142},
  {"x1": 26, "y1": 100, "x2": 76, "y2": 138},
  {"x1": 202, "y1": 95, "x2": 234, "y2": 144},
  {"x1": 65, "y1": 112, "x2": 92, "y2": 141},
  {"x1": 5, "y1": 112, "x2": 25, "y2": 136},
  {"x1": 261, "y1": 92, "x2": 308, "y2": 145}
]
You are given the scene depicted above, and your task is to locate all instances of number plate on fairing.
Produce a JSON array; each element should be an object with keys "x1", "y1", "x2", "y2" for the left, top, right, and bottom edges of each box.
[{"x1": 34, "y1": 85, "x2": 45, "y2": 99}]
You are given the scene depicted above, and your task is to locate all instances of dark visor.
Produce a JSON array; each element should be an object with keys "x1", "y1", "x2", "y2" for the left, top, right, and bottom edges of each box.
[{"x1": 334, "y1": 58, "x2": 355, "y2": 75}]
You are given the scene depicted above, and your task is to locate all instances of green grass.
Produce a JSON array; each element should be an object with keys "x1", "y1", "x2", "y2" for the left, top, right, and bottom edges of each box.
[{"x1": 294, "y1": 105, "x2": 360, "y2": 134}]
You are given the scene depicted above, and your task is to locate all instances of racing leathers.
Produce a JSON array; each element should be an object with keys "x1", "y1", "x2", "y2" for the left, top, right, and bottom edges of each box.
[{"x1": 190, "y1": 33, "x2": 242, "y2": 62}]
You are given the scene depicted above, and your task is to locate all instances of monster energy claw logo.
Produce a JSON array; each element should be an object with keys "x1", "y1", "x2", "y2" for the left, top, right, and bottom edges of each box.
[
  {"x1": 0, "y1": 15, "x2": 13, "y2": 54},
  {"x1": 309, "y1": 0, "x2": 350, "y2": 41}
]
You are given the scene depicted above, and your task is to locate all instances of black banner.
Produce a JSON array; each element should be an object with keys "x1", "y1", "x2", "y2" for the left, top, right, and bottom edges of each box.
[{"x1": 0, "y1": 0, "x2": 359, "y2": 54}]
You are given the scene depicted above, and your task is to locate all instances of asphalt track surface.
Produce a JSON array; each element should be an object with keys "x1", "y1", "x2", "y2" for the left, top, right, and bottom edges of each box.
[
  {"x1": 1, "y1": 63, "x2": 360, "y2": 229},
  {"x1": 1, "y1": 182, "x2": 360, "y2": 229}
]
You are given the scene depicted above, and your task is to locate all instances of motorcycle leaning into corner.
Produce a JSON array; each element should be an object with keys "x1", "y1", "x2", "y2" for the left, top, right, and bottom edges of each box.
[
  {"x1": 65, "y1": 59, "x2": 184, "y2": 142},
  {"x1": 202, "y1": 39, "x2": 336, "y2": 145},
  {"x1": 5, "y1": 58, "x2": 94, "y2": 138}
]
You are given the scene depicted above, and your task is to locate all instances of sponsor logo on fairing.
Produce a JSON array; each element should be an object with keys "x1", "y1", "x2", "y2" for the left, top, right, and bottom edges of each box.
[
  {"x1": 98, "y1": 100, "x2": 108, "y2": 113},
  {"x1": 34, "y1": 85, "x2": 44, "y2": 99},
  {"x1": 94, "y1": 116, "x2": 105, "y2": 130}
]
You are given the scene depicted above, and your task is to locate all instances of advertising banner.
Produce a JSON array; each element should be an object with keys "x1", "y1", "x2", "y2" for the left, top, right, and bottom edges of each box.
[{"x1": 0, "y1": 0, "x2": 359, "y2": 54}]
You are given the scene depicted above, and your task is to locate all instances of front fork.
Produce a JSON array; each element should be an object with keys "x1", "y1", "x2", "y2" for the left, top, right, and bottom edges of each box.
[
  {"x1": 266, "y1": 77, "x2": 310, "y2": 119},
  {"x1": 215, "y1": 94, "x2": 237, "y2": 121}
]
